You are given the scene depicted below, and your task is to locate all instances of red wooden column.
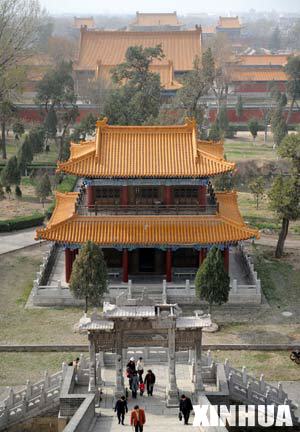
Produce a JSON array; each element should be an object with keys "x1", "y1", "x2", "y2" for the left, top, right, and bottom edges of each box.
[
  {"x1": 65, "y1": 248, "x2": 73, "y2": 283},
  {"x1": 223, "y1": 247, "x2": 230, "y2": 273},
  {"x1": 164, "y1": 186, "x2": 173, "y2": 205},
  {"x1": 122, "y1": 249, "x2": 129, "y2": 283},
  {"x1": 87, "y1": 185, "x2": 95, "y2": 208},
  {"x1": 199, "y1": 248, "x2": 207, "y2": 267},
  {"x1": 166, "y1": 249, "x2": 172, "y2": 282},
  {"x1": 121, "y1": 186, "x2": 129, "y2": 206},
  {"x1": 198, "y1": 185, "x2": 207, "y2": 208}
]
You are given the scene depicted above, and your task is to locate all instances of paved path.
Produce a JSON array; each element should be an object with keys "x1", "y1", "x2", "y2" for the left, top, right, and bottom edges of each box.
[
  {"x1": 91, "y1": 364, "x2": 198, "y2": 432},
  {"x1": 0, "y1": 228, "x2": 39, "y2": 255},
  {"x1": 251, "y1": 234, "x2": 300, "y2": 249}
]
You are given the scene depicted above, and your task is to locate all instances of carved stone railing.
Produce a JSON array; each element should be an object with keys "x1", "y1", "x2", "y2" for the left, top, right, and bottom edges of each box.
[
  {"x1": 32, "y1": 243, "x2": 58, "y2": 292},
  {"x1": 0, "y1": 363, "x2": 68, "y2": 431}
]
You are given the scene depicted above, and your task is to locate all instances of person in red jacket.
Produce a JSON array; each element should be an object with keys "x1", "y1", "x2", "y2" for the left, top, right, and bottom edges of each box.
[{"x1": 130, "y1": 405, "x2": 146, "y2": 432}]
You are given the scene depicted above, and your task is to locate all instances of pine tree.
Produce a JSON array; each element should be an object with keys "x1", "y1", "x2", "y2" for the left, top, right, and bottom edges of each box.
[
  {"x1": 208, "y1": 122, "x2": 221, "y2": 141},
  {"x1": 248, "y1": 118, "x2": 259, "y2": 143},
  {"x1": 18, "y1": 136, "x2": 33, "y2": 175},
  {"x1": 1, "y1": 156, "x2": 21, "y2": 188},
  {"x1": 235, "y1": 95, "x2": 243, "y2": 119},
  {"x1": 195, "y1": 246, "x2": 230, "y2": 314},
  {"x1": 35, "y1": 173, "x2": 52, "y2": 208},
  {"x1": 249, "y1": 177, "x2": 265, "y2": 209},
  {"x1": 69, "y1": 241, "x2": 108, "y2": 312}
]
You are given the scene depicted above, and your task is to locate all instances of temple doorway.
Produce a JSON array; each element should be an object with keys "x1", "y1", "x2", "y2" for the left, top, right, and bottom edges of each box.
[{"x1": 139, "y1": 248, "x2": 156, "y2": 272}]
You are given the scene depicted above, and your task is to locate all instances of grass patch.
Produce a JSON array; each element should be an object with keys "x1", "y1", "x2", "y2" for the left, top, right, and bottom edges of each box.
[
  {"x1": 224, "y1": 140, "x2": 277, "y2": 162},
  {"x1": 212, "y1": 350, "x2": 300, "y2": 381},
  {"x1": 56, "y1": 175, "x2": 77, "y2": 193}
]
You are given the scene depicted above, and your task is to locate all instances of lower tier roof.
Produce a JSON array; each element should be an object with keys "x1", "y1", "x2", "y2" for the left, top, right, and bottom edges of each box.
[{"x1": 36, "y1": 191, "x2": 259, "y2": 246}]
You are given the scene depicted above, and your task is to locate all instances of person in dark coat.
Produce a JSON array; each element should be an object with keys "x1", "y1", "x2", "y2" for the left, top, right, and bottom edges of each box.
[
  {"x1": 144, "y1": 369, "x2": 156, "y2": 396},
  {"x1": 131, "y1": 371, "x2": 139, "y2": 399},
  {"x1": 179, "y1": 394, "x2": 193, "y2": 425},
  {"x1": 126, "y1": 357, "x2": 136, "y2": 389},
  {"x1": 114, "y1": 395, "x2": 128, "y2": 425}
]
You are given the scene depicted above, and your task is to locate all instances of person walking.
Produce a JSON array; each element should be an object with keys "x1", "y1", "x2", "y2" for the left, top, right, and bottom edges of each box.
[
  {"x1": 136, "y1": 357, "x2": 144, "y2": 382},
  {"x1": 144, "y1": 369, "x2": 156, "y2": 396},
  {"x1": 131, "y1": 371, "x2": 139, "y2": 399},
  {"x1": 179, "y1": 394, "x2": 193, "y2": 425},
  {"x1": 126, "y1": 357, "x2": 136, "y2": 390},
  {"x1": 114, "y1": 395, "x2": 128, "y2": 425},
  {"x1": 130, "y1": 405, "x2": 146, "y2": 432}
]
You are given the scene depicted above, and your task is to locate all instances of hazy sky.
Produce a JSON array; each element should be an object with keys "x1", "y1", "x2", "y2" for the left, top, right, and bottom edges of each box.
[{"x1": 39, "y1": 0, "x2": 300, "y2": 15}]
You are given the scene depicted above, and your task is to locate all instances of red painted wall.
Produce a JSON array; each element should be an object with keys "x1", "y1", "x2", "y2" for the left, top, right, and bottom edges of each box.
[
  {"x1": 234, "y1": 82, "x2": 286, "y2": 93},
  {"x1": 209, "y1": 107, "x2": 300, "y2": 123}
]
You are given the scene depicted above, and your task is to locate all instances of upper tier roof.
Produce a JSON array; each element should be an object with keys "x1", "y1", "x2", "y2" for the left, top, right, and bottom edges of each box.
[
  {"x1": 132, "y1": 12, "x2": 181, "y2": 27},
  {"x1": 36, "y1": 191, "x2": 259, "y2": 246},
  {"x1": 229, "y1": 67, "x2": 287, "y2": 82},
  {"x1": 58, "y1": 119, "x2": 234, "y2": 179},
  {"x1": 75, "y1": 27, "x2": 201, "y2": 72},
  {"x1": 217, "y1": 16, "x2": 241, "y2": 29},
  {"x1": 237, "y1": 55, "x2": 289, "y2": 67}
]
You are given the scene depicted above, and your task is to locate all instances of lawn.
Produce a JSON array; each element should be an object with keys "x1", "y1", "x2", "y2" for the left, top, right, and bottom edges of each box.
[
  {"x1": 0, "y1": 136, "x2": 58, "y2": 164},
  {"x1": 237, "y1": 191, "x2": 300, "y2": 234},
  {"x1": 224, "y1": 139, "x2": 277, "y2": 162},
  {"x1": 0, "y1": 245, "x2": 86, "y2": 346}
]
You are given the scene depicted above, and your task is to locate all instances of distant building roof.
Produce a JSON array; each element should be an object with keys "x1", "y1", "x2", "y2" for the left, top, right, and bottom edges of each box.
[
  {"x1": 217, "y1": 16, "x2": 241, "y2": 29},
  {"x1": 75, "y1": 27, "x2": 201, "y2": 73},
  {"x1": 131, "y1": 11, "x2": 181, "y2": 27},
  {"x1": 74, "y1": 17, "x2": 95, "y2": 29},
  {"x1": 229, "y1": 67, "x2": 287, "y2": 82},
  {"x1": 236, "y1": 55, "x2": 289, "y2": 67},
  {"x1": 202, "y1": 25, "x2": 216, "y2": 35}
]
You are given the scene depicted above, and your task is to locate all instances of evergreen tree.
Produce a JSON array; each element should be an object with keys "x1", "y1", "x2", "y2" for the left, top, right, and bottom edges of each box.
[
  {"x1": 18, "y1": 136, "x2": 33, "y2": 175},
  {"x1": 69, "y1": 241, "x2": 108, "y2": 312},
  {"x1": 35, "y1": 173, "x2": 52, "y2": 208},
  {"x1": 271, "y1": 108, "x2": 287, "y2": 147},
  {"x1": 44, "y1": 108, "x2": 57, "y2": 140},
  {"x1": 285, "y1": 56, "x2": 300, "y2": 124},
  {"x1": 249, "y1": 177, "x2": 265, "y2": 209},
  {"x1": 269, "y1": 26, "x2": 281, "y2": 51},
  {"x1": 29, "y1": 126, "x2": 46, "y2": 154},
  {"x1": 13, "y1": 121, "x2": 25, "y2": 140},
  {"x1": 217, "y1": 106, "x2": 229, "y2": 135},
  {"x1": 248, "y1": 118, "x2": 259, "y2": 142},
  {"x1": 195, "y1": 246, "x2": 230, "y2": 314},
  {"x1": 1, "y1": 156, "x2": 20, "y2": 188},
  {"x1": 208, "y1": 122, "x2": 221, "y2": 141},
  {"x1": 104, "y1": 45, "x2": 163, "y2": 125},
  {"x1": 15, "y1": 185, "x2": 22, "y2": 198},
  {"x1": 235, "y1": 95, "x2": 243, "y2": 119}
]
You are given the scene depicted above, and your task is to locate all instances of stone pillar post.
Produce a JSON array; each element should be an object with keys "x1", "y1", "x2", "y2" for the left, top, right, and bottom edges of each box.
[
  {"x1": 122, "y1": 249, "x2": 129, "y2": 283},
  {"x1": 167, "y1": 322, "x2": 178, "y2": 406},
  {"x1": 199, "y1": 248, "x2": 207, "y2": 267},
  {"x1": 223, "y1": 247, "x2": 230, "y2": 273},
  {"x1": 65, "y1": 248, "x2": 72, "y2": 283},
  {"x1": 88, "y1": 333, "x2": 96, "y2": 393},
  {"x1": 198, "y1": 185, "x2": 207, "y2": 208},
  {"x1": 164, "y1": 185, "x2": 173, "y2": 205},
  {"x1": 166, "y1": 249, "x2": 172, "y2": 282},
  {"x1": 121, "y1": 186, "x2": 129, "y2": 206},
  {"x1": 115, "y1": 326, "x2": 124, "y2": 398},
  {"x1": 194, "y1": 330, "x2": 204, "y2": 401},
  {"x1": 87, "y1": 185, "x2": 95, "y2": 208}
]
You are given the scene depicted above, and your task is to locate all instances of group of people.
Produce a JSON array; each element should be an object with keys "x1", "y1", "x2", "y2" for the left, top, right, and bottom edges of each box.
[
  {"x1": 126, "y1": 357, "x2": 156, "y2": 398},
  {"x1": 113, "y1": 356, "x2": 194, "y2": 429},
  {"x1": 114, "y1": 393, "x2": 194, "y2": 429}
]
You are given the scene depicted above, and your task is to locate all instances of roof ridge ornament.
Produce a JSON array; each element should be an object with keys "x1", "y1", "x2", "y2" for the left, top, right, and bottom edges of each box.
[{"x1": 95, "y1": 117, "x2": 109, "y2": 159}]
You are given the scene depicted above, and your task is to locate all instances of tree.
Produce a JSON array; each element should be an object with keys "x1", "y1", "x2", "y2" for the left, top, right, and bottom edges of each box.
[
  {"x1": 217, "y1": 105, "x2": 229, "y2": 135},
  {"x1": 269, "y1": 26, "x2": 281, "y2": 52},
  {"x1": 271, "y1": 108, "x2": 287, "y2": 148},
  {"x1": 235, "y1": 95, "x2": 243, "y2": 120},
  {"x1": 13, "y1": 121, "x2": 25, "y2": 140},
  {"x1": 195, "y1": 246, "x2": 230, "y2": 314},
  {"x1": 176, "y1": 55, "x2": 208, "y2": 128},
  {"x1": 35, "y1": 61, "x2": 78, "y2": 156},
  {"x1": 35, "y1": 173, "x2": 52, "y2": 208},
  {"x1": 104, "y1": 45, "x2": 164, "y2": 125},
  {"x1": 208, "y1": 122, "x2": 221, "y2": 141},
  {"x1": 0, "y1": 101, "x2": 17, "y2": 159},
  {"x1": 71, "y1": 113, "x2": 97, "y2": 143},
  {"x1": 269, "y1": 175, "x2": 300, "y2": 258},
  {"x1": 18, "y1": 136, "x2": 33, "y2": 175},
  {"x1": 29, "y1": 125, "x2": 46, "y2": 154},
  {"x1": 1, "y1": 156, "x2": 21, "y2": 189},
  {"x1": 269, "y1": 132, "x2": 300, "y2": 258},
  {"x1": 249, "y1": 177, "x2": 265, "y2": 209},
  {"x1": 285, "y1": 56, "x2": 300, "y2": 124},
  {"x1": 248, "y1": 118, "x2": 259, "y2": 143},
  {"x1": 69, "y1": 241, "x2": 108, "y2": 313}
]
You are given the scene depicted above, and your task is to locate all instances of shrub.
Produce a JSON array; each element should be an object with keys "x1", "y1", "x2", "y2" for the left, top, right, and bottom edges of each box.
[{"x1": 0, "y1": 214, "x2": 44, "y2": 232}]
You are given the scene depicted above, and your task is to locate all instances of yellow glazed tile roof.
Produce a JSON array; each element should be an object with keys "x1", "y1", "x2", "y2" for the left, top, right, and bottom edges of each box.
[
  {"x1": 132, "y1": 12, "x2": 181, "y2": 27},
  {"x1": 75, "y1": 27, "x2": 201, "y2": 72},
  {"x1": 74, "y1": 17, "x2": 95, "y2": 29},
  {"x1": 36, "y1": 191, "x2": 259, "y2": 246},
  {"x1": 57, "y1": 119, "x2": 234, "y2": 178},
  {"x1": 237, "y1": 55, "x2": 289, "y2": 67},
  {"x1": 217, "y1": 16, "x2": 241, "y2": 29},
  {"x1": 229, "y1": 67, "x2": 287, "y2": 82}
]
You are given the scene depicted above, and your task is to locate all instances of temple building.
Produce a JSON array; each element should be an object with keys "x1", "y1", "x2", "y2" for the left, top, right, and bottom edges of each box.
[
  {"x1": 73, "y1": 17, "x2": 95, "y2": 29},
  {"x1": 128, "y1": 12, "x2": 183, "y2": 31},
  {"x1": 74, "y1": 26, "x2": 202, "y2": 95},
  {"x1": 216, "y1": 16, "x2": 242, "y2": 39},
  {"x1": 36, "y1": 118, "x2": 259, "y2": 286}
]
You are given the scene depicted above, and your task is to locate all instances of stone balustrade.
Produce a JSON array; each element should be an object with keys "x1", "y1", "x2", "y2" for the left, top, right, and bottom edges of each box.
[{"x1": 0, "y1": 363, "x2": 68, "y2": 431}]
